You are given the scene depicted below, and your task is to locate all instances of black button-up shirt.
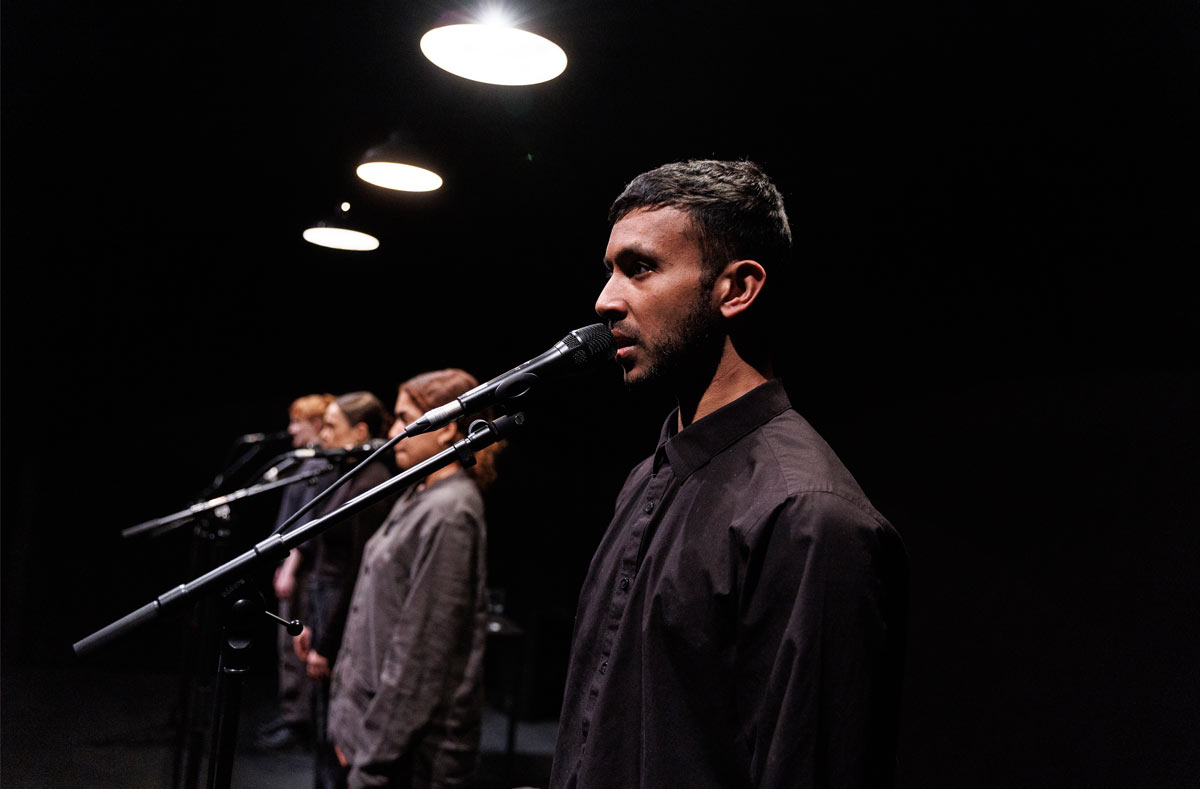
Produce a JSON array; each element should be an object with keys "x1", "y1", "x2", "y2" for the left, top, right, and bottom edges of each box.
[{"x1": 551, "y1": 380, "x2": 908, "y2": 788}]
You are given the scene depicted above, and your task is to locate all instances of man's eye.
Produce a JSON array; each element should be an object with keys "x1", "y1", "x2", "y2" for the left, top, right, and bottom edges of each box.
[{"x1": 630, "y1": 261, "x2": 652, "y2": 275}]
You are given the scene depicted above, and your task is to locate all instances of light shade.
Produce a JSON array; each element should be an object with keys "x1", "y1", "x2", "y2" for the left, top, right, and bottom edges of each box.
[
  {"x1": 356, "y1": 161, "x2": 443, "y2": 192},
  {"x1": 302, "y1": 226, "x2": 380, "y2": 251},
  {"x1": 303, "y1": 203, "x2": 379, "y2": 251},
  {"x1": 420, "y1": 24, "x2": 567, "y2": 86},
  {"x1": 357, "y1": 133, "x2": 444, "y2": 192}
]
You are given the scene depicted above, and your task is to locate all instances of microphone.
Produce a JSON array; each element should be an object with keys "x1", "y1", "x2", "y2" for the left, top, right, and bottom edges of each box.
[
  {"x1": 237, "y1": 430, "x2": 290, "y2": 444},
  {"x1": 405, "y1": 323, "x2": 616, "y2": 437},
  {"x1": 262, "y1": 438, "x2": 388, "y2": 482},
  {"x1": 293, "y1": 438, "x2": 388, "y2": 460}
]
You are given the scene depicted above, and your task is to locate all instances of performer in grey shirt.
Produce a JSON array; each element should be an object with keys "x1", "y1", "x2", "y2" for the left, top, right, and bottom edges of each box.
[{"x1": 328, "y1": 369, "x2": 502, "y2": 789}]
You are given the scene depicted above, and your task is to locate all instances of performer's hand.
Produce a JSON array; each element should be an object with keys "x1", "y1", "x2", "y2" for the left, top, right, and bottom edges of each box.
[
  {"x1": 334, "y1": 744, "x2": 348, "y2": 768},
  {"x1": 306, "y1": 649, "x2": 331, "y2": 680},
  {"x1": 274, "y1": 549, "x2": 300, "y2": 599},
  {"x1": 274, "y1": 567, "x2": 293, "y2": 599},
  {"x1": 293, "y1": 626, "x2": 312, "y2": 660}
]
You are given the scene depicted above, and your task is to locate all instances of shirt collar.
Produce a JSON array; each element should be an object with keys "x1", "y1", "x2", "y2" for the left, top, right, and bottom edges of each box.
[{"x1": 653, "y1": 379, "x2": 792, "y2": 479}]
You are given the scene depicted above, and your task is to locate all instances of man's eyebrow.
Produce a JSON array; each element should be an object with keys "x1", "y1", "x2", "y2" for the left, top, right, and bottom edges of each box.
[{"x1": 608, "y1": 244, "x2": 658, "y2": 267}]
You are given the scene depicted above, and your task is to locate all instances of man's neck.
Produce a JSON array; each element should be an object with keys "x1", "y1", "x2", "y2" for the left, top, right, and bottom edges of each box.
[
  {"x1": 422, "y1": 461, "x2": 462, "y2": 490},
  {"x1": 675, "y1": 338, "x2": 771, "y2": 430}
]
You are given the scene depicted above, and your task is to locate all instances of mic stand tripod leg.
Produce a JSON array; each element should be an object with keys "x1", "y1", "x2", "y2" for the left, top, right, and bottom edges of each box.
[
  {"x1": 175, "y1": 515, "x2": 231, "y2": 789},
  {"x1": 205, "y1": 593, "x2": 260, "y2": 789}
]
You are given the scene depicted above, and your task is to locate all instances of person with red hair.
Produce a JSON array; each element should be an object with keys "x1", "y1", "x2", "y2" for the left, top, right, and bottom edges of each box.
[
  {"x1": 293, "y1": 391, "x2": 397, "y2": 789},
  {"x1": 258, "y1": 392, "x2": 337, "y2": 752}
]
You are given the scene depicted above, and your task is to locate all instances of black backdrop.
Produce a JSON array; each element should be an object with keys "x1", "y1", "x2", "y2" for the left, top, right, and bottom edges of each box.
[{"x1": 3, "y1": 0, "x2": 1198, "y2": 785}]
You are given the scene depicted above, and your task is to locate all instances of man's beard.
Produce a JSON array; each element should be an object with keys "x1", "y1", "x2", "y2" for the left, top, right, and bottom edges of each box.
[{"x1": 624, "y1": 289, "x2": 723, "y2": 391}]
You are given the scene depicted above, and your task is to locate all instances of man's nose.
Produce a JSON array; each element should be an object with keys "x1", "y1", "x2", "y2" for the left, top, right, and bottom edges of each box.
[{"x1": 595, "y1": 275, "x2": 626, "y2": 320}]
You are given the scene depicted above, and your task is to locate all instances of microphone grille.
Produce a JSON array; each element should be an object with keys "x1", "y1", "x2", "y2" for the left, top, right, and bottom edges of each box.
[{"x1": 569, "y1": 323, "x2": 617, "y2": 366}]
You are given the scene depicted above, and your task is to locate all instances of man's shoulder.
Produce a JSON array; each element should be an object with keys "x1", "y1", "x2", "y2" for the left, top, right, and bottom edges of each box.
[
  {"x1": 737, "y1": 408, "x2": 889, "y2": 528},
  {"x1": 353, "y1": 459, "x2": 394, "y2": 487},
  {"x1": 421, "y1": 472, "x2": 484, "y2": 516}
]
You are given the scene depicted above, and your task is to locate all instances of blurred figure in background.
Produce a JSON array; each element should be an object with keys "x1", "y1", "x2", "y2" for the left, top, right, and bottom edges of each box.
[
  {"x1": 258, "y1": 392, "x2": 337, "y2": 752},
  {"x1": 288, "y1": 394, "x2": 336, "y2": 450},
  {"x1": 294, "y1": 391, "x2": 398, "y2": 789},
  {"x1": 328, "y1": 369, "x2": 503, "y2": 789}
]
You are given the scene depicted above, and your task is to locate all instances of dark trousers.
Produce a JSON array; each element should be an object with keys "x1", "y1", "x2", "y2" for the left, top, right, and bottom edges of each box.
[
  {"x1": 276, "y1": 590, "x2": 312, "y2": 726},
  {"x1": 307, "y1": 579, "x2": 349, "y2": 789}
]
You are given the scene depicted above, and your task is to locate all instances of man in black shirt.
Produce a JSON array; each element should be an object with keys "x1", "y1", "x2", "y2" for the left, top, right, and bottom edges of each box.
[{"x1": 550, "y1": 160, "x2": 908, "y2": 788}]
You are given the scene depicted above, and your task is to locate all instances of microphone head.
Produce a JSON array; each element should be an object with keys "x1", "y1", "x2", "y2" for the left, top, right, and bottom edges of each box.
[
  {"x1": 237, "y1": 430, "x2": 290, "y2": 445},
  {"x1": 293, "y1": 437, "x2": 387, "y2": 460},
  {"x1": 491, "y1": 324, "x2": 617, "y2": 405},
  {"x1": 562, "y1": 323, "x2": 617, "y2": 368},
  {"x1": 334, "y1": 438, "x2": 388, "y2": 457}
]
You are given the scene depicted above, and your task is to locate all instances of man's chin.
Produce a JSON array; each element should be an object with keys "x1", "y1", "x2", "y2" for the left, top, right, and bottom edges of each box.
[{"x1": 620, "y1": 361, "x2": 664, "y2": 391}]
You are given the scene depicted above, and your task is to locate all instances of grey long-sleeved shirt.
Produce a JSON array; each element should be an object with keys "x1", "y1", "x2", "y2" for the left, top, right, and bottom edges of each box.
[{"x1": 328, "y1": 471, "x2": 488, "y2": 788}]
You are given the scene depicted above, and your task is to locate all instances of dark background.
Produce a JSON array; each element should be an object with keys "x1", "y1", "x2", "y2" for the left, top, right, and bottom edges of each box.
[{"x1": 3, "y1": 0, "x2": 1198, "y2": 786}]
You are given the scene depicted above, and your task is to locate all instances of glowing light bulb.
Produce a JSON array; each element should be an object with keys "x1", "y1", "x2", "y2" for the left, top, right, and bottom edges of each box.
[
  {"x1": 302, "y1": 227, "x2": 380, "y2": 251},
  {"x1": 356, "y1": 162, "x2": 444, "y2": 192},
  {"x1": 420, "y1": 24, "x2": 567, "y2": 86}
]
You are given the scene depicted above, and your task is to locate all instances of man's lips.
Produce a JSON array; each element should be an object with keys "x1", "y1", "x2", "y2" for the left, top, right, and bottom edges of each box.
[{"x1": 611, "y1": 330, "x2": 637, "y2": 360}]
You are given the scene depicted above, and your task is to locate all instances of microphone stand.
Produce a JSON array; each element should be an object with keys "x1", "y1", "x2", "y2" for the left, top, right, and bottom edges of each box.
[
  {"x1": 142, "y1": 460, "x2": 335, "y2": 789},
  {"x1": 73, "y1": 413, "x2": 524, "y2": 789},
  {"x1": 121, "y1": 462, "x2": 338, "y2": 540},
  {"x1": 266, "y1": 436, "x2": 408, "y2": 539},
  {"x1": 262, "y1": 321, "x2": 613, "y2": 542},
  {"x1": 200, "y1": 437, "x2": 277, "y2": 499}
]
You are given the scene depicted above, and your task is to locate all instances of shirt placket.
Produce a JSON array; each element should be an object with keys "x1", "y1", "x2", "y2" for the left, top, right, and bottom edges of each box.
[{"x1": 579, "y1": 451, "x2": 673, "y2": 742}]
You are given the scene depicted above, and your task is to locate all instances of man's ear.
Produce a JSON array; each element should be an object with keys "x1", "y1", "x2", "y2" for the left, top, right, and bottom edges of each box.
[
  {"x1": 715, "y1": 259, "x2": 767, "y2": 319},
  {"x1": 352, "y1": 422, "x2": 371, "y2": 444},
  {"x1": 435, "y1": 421, "x2": 459, "y2": 448}
]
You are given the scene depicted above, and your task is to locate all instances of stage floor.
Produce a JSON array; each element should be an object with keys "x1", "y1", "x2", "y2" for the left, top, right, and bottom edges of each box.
[{"x1": 1, "y1": 662, "x2": 557, "y2": 788}]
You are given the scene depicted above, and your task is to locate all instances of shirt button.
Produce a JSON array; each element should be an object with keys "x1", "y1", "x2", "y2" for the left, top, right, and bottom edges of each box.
[
  {"x1": 619, "y1": 576, "x2": 630, "y2": 591},
  {"x1": 599, "y1": 660, "x2": 608, "y2": 675},
  {"x1": 643, "y1": 500, "x2": 655, "y2": 513}
]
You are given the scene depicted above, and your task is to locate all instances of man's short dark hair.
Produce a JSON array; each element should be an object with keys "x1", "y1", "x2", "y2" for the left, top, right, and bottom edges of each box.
[{"x1": 608, "y1": 159, "x2": 793, "y2": 289}]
